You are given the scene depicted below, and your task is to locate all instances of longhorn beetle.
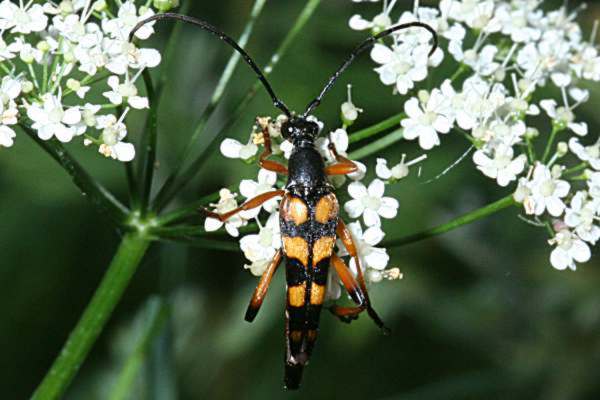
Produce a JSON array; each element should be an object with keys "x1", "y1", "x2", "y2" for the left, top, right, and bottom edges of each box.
[{"x1": 131, "y1": 12, "x2": 437, "y2": 390}]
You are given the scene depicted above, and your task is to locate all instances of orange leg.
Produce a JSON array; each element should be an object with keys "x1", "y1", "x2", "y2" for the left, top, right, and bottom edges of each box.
[
  {"x1": 245, "y1": 249, "x2": 283, "y2": 322},
  {"x1": 324, "y1": 138, "x2": 358, "y2": 176},
  {"x1": 335, "y1": 219, "x2": 389, "y2": 333},
  {"x1": 203, "y1": 190, "x2": 285, "y2": 222},
  {"x1": 329, "y1": 254, "x2": 368, "y2": 323},
  {"x1": 258, "y1": 120, "x2": 288, "y2": 175}
]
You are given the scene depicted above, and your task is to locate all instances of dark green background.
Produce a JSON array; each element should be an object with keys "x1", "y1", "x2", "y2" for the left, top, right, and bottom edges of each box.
[{"x1": 1, "y1": 0, "x2": 599, "y2": 399}]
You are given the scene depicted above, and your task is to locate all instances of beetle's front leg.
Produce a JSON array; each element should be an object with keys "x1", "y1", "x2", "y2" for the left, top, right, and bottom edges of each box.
[
  {"x1": 202, "y1": 190, "x2": 285, "y2": 222},
  {"x1": 257, "y1": 119, "x2": 288, "y2": 175},
  {"x1": 324, "y1": 136, "x2": 358, "y2": 176}
]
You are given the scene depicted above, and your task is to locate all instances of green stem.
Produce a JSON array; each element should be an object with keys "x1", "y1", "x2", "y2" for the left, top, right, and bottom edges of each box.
[
  {"x1": 152, "y1": 0, "x2": 321, "y2": 212},
  {"x1": 349, "y1": 113, "x2": 405, "y2": 144},
  {"x1": 349, "y1": 128, "x2": 405, "y2": 160},
  {"x1": 140, "y1": 70, "x2": 159, "y2": 215},
  {"x1": 31, "y1": 233, "x2": 151, "y2": 400},
  {"x1": 158, "y1": 237, "x2": 240, "y2": 252},
  {"x1": 108, "y1": 297, "x2": 169, "y2": 400},
  {"x1": 383, "y1": 195, "x2": 516, "y2": 248},
  {"x1": 22, "y1": 126, "x2": 129, "y2": 225},
  {"x1": 152, "y1": 0, "x2": 268, "y2": 211},
  {"x1": 563, "y1": 162, "x2": 587, "y2": 176},
  {"x1": 542, "y1": 126, "x2": 560, "y2": 163}
]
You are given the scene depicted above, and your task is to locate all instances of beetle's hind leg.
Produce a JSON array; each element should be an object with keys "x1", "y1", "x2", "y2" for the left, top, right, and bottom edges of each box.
[
  {"x1": 202, "y1": 190, "x2": 284, "y2": 222},
  {"x1": 257, "y1": 118, "x2": 288, "y2": 175},
  {"x1": 334, "y1": 219, "x2": 390, "y2": 334},
  {"x1": 245, "y1": 249, "x2": 283, "y2": 322}
]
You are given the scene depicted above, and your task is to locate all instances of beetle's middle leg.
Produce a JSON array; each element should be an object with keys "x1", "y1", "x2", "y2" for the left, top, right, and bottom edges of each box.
[
  {"x1": 335, "y1": 218, "x2": 389, "y2": 333},
  {"x1": 202, "y1": 190, "x2": 284, "y2": 222},
  {"x1": 257, "y1": 119, "x2": 288, "y2": 175},
  {"x1": 324, "y1": 135, "x2": 358, "y2": 175}
]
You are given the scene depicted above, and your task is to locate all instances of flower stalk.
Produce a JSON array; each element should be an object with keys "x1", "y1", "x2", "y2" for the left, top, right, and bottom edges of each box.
[
  {"x1": 384, "y1": 195, "x2": 516, "y2": 248},
  {"x1": 31, "y1": 233, "x2": 151, "y2": 400}
]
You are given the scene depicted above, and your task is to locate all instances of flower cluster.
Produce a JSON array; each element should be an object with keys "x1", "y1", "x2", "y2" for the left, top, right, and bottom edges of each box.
[
  {"x1": 205, "y1": 0, "x2": 599, "y2": 302},
  {"x1": 0, "y1": 0, "x2": 164, "y2": 161},
  {"x1": 352, "y1": 0, "x2": 600, "y2": 271}
]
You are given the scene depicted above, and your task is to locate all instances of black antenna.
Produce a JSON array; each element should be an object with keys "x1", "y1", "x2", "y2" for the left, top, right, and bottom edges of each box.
[
  {"x1": 303, "y1": 22, "x2": 438, "y2": 117},
  {"x1": 129, "y1": 13, "x2": 292, "y2": 117}
]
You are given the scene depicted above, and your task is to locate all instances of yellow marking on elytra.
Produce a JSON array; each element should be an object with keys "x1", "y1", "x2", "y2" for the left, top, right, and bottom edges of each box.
[
  {"x1": 315, "y1": 194, "x2": 339, "y2": 224},
  {"x1": 281, "y1": 194, "x2": 309, "y2": 225},
  {"x1": 290, "y1": 330, "x2": 303, "y2": 343},
  {"x1": 307, "y1": 329, "x2": 318, "y2": 342},
  {"x1": 283, "y1": 236, "x2": 309, "y2": 267},
  {"x1": 312, "y1": 236, "x2": 336, "y2": 266},
  {"x1": 310, "y1": 283, "x2": 326, "y2": 305},
  {"x1": 288, "y1": 282, "x2": 307, "y2": 307}
]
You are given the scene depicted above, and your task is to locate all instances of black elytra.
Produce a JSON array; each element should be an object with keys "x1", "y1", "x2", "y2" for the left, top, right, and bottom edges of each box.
[{"x1": 130, "y1": 11, "x2": 438, "y2": 390}]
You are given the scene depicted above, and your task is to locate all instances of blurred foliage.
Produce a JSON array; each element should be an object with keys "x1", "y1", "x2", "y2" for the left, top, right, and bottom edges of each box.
[{"x1": 1, "y1": 0, "x2": 600, "y2": 399}]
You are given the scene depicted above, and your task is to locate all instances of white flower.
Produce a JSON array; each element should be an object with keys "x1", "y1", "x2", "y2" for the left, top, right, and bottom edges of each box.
[
  {"x1": 104, "y1": 39, "x2": 161, "y2": 75},
  {"x1": 540, "y1": 99, "x2": 587, "y2": 136},
  {"x1": 401, "y1": 89, "x2": 452, "y2": 150},
  {"x1": 341, "y1": 85, "x2": 362, "y2": 124},
  {"x1": 549, "y1": 229, "x2": 591, "y2": 271},
  {"x1": 220, "y1": 138, "x2": 258, "y2": 161},
  {"x1": 204, "y1": 189, "x2": 248, "y2": 237},
  {"x1": 473, "y1": 144, "x2": 527, "y2": 187},
  {"x1": 316, "y1": 128, "x2": 349, "y2": 162},
  {"x1": 344, "y1": 179, "x2": 398, "y2": 227},
  {"x1": 526, "y1": 163, "x2": 570, "y2": 217},
  {"x1": 349, "y1": 0, "x2": 394, "y2": 33},
  {"x1": 564, "y1": 191, "x2": 600, "y2": 244},
  {"x1": 370, "y1": 41, "x2": 432, "y2": 95},
  {"x1": 339, "y1": 221, "x2": 389, "y2": 283},
  {"x1": 96, "y1": 113, "x2": 135, "y2": 162},
  {"x1": 569, "y1": 137, "x2": 600, "y2": 170},
  {"x1": 0, "y1": 125, "x2": 15, "y2": 147},
  {"x1": 0, "y1": 1, "x2": 48, "y2": 34},
  {"x1": 240, "y1": 213, "x2": 281, "y2": 276},
  {"x1": 27, "y1": 94, "x2": 83, "y2": 142},
  {"x1": 239, "y1": 169, "x2": 281, "y2": 218},
  {"x1": 102, "y1": 1, "x2": 155, "y2": 40},
  {"x1": 103, "y1": 75, "x2": 149, "y2": 109},
  {"x1": 375, "y1": 154, "x2": 427, "y2": 180}
]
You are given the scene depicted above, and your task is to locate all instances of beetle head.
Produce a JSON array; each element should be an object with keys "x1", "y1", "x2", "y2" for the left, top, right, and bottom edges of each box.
[{"x1": 281, "y1": 118, "x2": 319, "y2": 143}]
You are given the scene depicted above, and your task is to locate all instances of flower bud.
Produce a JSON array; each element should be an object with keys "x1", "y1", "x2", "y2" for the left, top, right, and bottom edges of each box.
[
  {"x1": 524, "y1": 127, "x2": 539, "y2": 139},
  {"x1": 417, "y1": 90, "x2": 429, "y2": 104},
  {"x1": 551, "y1": 164, "x2": 564, "y2": 178},
  {"x1": 59, "y1": 0, "x2": 74, "y2": 15},
  {"x1": 21, "y1": 81, "x2": 34, "y2": 93},
  {"x1": 153, "y1": 0, "x2": 180, "y2": 11},
  {"x1": 37, "y1": 41, "x2": 50, "y2": 53},
  {"x1": 66, "y1": 78, "x2": 81, "y2": 92},
  {"x1": 556, "y1": 141, "x2": 568, "y2": 157},
  {"x1": 92, "y1": 0, "x2": 107, "y2": 12}
]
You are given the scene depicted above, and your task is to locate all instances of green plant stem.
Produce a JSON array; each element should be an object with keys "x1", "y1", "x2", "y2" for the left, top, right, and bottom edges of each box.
[
  {"x1": 384, "y1": 195, "x2": 516, "y2": 248},
  {"x1": 152, "y1": 0, "x2": 268, "y2": 211},
  {"x1": 349, "y1": 113, "x2": 405, "y2": 144},
  {"x1": 31, "y1": 233, "x2": 151, "y2": 400},
  {"x1": 158, "y1": 236, "x2": 240, "y2": 252},
  {"x1": 140, "y1": 70, "x2": 159, "y2": 215},
  {"x1": 542, "y1": 126, "x2": 560, "y2": 163},
  {"x1": 22, "y1": 126, "x2": 129, "y2": 225},
  {"x1": 108, "y1": 297, "x2": 169, "y2": 400},
  {"x1": 349, "y1": 128, "x2": 405, "y2": 160},
  {"x1": 152, "y1": 0, "x2": 322, "y2": 212}
]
